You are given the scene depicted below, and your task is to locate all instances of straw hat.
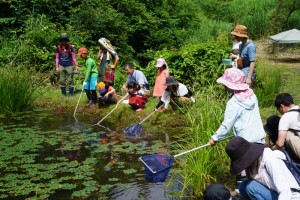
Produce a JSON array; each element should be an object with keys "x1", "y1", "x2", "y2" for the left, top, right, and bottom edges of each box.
[
  {"x1": 231, "y1": 25, "x2": 248, "y2": 38},
  {"x1": 217, "y1": 68, "x2": 249, "y2": 91},
  {"x1": 225, "y1": 136, "x2": 265, "y2": 175}
]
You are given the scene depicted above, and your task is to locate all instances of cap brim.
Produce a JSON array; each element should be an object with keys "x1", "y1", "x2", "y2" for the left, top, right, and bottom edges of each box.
[
  {"x1": 217, "y1": 77, "x2": 249, "y2": 91},
  {"x1": 156, "y1": 64, "x2": 163, "y2": 67},
  {"x1": 230, "y1": 143, "x2": 264, "y2": 175},
  {"x1": 230, "y1": 31, "x2": 248, "y2": 38}
]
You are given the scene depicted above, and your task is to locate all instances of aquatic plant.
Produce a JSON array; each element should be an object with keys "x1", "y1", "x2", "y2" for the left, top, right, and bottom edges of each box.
[{"x1": 0, "y1": 67, "x2": 39, "y2": 114}]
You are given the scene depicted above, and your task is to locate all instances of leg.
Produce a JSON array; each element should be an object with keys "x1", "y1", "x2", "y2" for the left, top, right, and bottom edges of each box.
[
  {"x1": 85, "y1": 90, "x2": 91, "y2": 102},
  {"x1": 65, "y1": 66, "x2": 74, "y2": 96},
  {"x1": 59, "y1": 66, "x2": 67, "y2": 96},
  {"x1": 90, "y1": 90, "x2": 97, "y2": 104},
  {"x1": 239, "y1": 179, "x2": 279, "y2": 200},
  {"x1": 286, "y1": 131, "x2": 300, "y2": 161}
]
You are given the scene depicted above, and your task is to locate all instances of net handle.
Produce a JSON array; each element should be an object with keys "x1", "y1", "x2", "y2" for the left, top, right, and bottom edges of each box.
[
  {"x1": 173, "y1": 135, "x2": 233, "y2": 158},
  {"x1": 139, "y1": 110, "x2": 156, "y2": 125},
  {"x1": 139, "y1": 157, "x2": 157, "y2": 174},
  {"x1": 96, "y1": 106, "x2": 118, "y2": 125}
]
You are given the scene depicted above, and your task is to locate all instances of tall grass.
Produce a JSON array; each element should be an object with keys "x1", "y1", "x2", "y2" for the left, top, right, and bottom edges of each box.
[
  {"x1": 255, "y1": 66, "x2": 283, "y2": 107},
  {"x1": 173, "y1": 85, "x2": 231, "y2": 197},
  {"x1": 0, "y1": 67, "x2": 38, "y2": 113}
]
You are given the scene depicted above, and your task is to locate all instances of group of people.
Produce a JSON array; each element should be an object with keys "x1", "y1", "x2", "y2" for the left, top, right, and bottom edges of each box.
[
  {"x1": 204, "y1": 25, "x2": 300, "y2": 200},
  {"x1": 56, "y1": 34, "x2": 195, "y2": 112},
  {"x1": 56, "y1": 23, "x2": 300, "y2": 199}
]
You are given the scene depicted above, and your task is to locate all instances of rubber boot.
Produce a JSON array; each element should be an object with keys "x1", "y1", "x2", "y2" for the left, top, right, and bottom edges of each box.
[
  {"x1": 61, "y1": 87, "x2": 66, "y2": 96},
  {"x1": 85, "y1": 90, "x2": 91, "y2": 103},
  {"x1": 91, "y1": 90, "x2": 98, "y2": 105},
  {"x1": 69, "y1": 87, "x2": 74, "y2": 97}
]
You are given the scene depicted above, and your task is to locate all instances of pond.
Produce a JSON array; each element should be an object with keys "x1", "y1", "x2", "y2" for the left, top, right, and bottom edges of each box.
[{"x1": 0, "y1": 108, "x2": 185, "y2": 199}]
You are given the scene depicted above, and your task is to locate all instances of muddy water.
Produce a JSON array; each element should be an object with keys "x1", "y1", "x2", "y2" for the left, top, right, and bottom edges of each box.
[{"x1": 0, "y1": 108, "x2": 184, "y2": 199}]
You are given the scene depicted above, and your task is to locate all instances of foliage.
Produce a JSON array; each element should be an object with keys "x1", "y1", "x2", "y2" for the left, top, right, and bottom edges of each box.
[{"x1": 0, "y1": 67, "x2": 39, "y2": 113}]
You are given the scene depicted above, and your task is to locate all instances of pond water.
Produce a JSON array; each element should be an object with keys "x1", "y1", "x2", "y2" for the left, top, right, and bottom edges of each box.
[{"x1": 0, "y1": 108, "x2": 184, "y2": 199}]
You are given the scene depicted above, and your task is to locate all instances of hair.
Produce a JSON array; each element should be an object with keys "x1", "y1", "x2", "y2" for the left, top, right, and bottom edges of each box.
[
  {"x1": 274, "y1": 93, "x2": 294, "y2": 108},
  {"x1": 231, "y1": 49, "x2": 239, "y2": 55},
  {"x1": 125, "y1": 63, "x2": 134, "y2": 69},
  {"x1": 159, "y1": 64, "x2": 167, "y2": 70},
  {"x1": 127, "y1": 82, "x2": 140, "y2": 91}
]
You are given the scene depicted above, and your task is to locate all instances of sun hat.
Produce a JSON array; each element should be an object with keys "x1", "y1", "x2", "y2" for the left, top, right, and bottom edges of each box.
[
  {"x1": 164, "y1": 76, "x2": 178, "y2": 86},
  {"x1": 231, "y1": 25, "x2": 248, "y2": 38},
  {"x1": 225, "y1": 136, "x2": 265, "y2": 175},
  {"x1": 97, "y1": 82, "x2": 106, "y2": 94},
  {"x1": 59, "y1": 34, "x2": 69, "y2": 42},
  {"x1": 156, "y1": 58, "x2": 167, "y2": 68},
  {"x1": 264, "y1": 115, "x2": 281, "y2": 143},
  {"x1": 217, "y1": 68, "x2": 249, "y2": 91},
  {"x1": 203, "y1": 184, "x2": 237, "y2": 200},
  {"x1": 77, "y1": 47, "x2": 88, "y2": 56}
]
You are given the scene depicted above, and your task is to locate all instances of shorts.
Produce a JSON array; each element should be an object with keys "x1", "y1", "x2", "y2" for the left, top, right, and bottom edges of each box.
[{"x1": 84, "y1": 77, "x2": 97, "y2": 90}]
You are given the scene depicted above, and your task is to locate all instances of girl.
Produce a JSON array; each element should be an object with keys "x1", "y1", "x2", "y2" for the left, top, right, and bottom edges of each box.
[
  {"x1": 117, "y1": 82, "x2": 147, "y2": 112},
  {"x1": 153, "y1": 58, "x2": 169, "y2": 101},
  {"x1": 97, "y1": 82, "x2": 118, "y2": 107}
]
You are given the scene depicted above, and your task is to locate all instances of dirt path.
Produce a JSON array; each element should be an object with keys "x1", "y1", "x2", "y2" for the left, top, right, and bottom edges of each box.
[{"x1": 256, "y1": 40, "x2": 300, "y2": 100}]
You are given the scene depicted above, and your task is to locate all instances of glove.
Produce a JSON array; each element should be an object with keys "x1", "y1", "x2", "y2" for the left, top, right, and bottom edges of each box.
[
  {"x1": 154, "y1": 108, "x2": 158, "y2": 112},
  {"x1": 83, "y1": 82, "x2": 87, "y2": 87}
]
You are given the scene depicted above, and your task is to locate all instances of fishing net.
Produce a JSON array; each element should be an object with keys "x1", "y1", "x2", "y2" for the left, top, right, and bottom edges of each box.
[
  {"x1": 139, "y1": 154, "x2": 174, "y2": 183},
  {"x1": 124, "y1": 124, "x2": 144, "y2": 136}
]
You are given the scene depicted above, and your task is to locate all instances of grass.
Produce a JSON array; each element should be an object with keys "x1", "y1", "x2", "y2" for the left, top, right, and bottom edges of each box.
[{"x1": 0, "y1": 67, "x2": 40, "y2": 114}]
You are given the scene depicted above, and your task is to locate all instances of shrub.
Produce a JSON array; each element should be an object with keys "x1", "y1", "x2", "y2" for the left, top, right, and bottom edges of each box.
[{"x1": 0, "y1": 67, "x2": 39, "y2": 113}]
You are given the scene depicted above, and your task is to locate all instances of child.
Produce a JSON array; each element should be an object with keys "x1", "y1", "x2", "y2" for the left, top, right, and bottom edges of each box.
[
  {"x1": 77, "y1": 47, "x2": 98, "y2": 106},
  {"x1": 97, "y1": 82, "x2": 118, "y2": 107},
  {"x1": 230, "y1": 48, "x2": 239, "y2": 68},
  {"x1": 117, "y1": 82, "x2": 147, "y2": 112},
  {"x1": 153, "y1": 58, "x2": 169, "y2": 101}
]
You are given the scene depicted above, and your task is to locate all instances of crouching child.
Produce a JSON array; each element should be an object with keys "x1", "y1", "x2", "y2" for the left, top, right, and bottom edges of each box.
[{"x1": 97, "y1": 82, "x2": 118, "y2": 107}]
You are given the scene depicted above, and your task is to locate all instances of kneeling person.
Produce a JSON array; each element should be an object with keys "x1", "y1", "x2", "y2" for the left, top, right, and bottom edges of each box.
[{"x1": 155, "y1": 76, "x2": 195, "y2": 112}]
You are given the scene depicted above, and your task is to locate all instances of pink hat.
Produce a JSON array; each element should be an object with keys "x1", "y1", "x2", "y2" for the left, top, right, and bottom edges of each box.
[
  {"x1": 156, "y1": 58, "x2": 167, "y2": 68},
  {"x1": 217, "y1": 68, "x2": 249, "y2": 91}
]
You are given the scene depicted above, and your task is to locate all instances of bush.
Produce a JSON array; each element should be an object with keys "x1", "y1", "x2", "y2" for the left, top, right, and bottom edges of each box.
[{"x1": 0, "y1": 67, "x2": 39, "y2": 113}]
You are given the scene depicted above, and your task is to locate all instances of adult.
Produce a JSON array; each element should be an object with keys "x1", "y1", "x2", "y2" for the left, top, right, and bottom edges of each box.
[
  {"x1": 155, "y1": 76, "x2": 195, "y2": 112},
  {"x1": 203, "y1": 184, "x2": 237, "y2": 200},
  {"x1": 226, "y1": 136, "x2": 300, "y2": 200},
  {"x1": 208, "y1": 68, "x2": 265, "y2": 146},
  {"x1": 153, "y1": 58, "x2": 169, "y2": 101},
  {"x1": 122, "y1": 63, "x2": 149, "y2": 93},
  {"x1": 230, "y1": 25, "x2": 256, "y2": 86},
  {"x1": 77, "y1": 47, "x2": 98, "y2": 106},
  {"x1": 55, "y1": 34, "x2": 78, "y2": 97},
  {"x1": 97, "y1": 37, "x2": 119, "y2": 86},
  {"x1": 273, "y1": 93, "x2": 300, "y2": 161}
]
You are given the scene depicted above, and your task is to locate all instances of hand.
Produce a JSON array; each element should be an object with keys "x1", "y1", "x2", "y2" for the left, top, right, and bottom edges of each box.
[
  {"x1": 109, "y1": 64, "x2": 115, "y2": 69},
  {"x1": 83, "y1": 82, "x2": 87, "y2": 87},
  {"x1": 229, "y1": 53, "x2": 237, "y2": 59},
  {"x1": 154, "y1": 108, "x2": 158, "y2": 112},
  {"x1": 208, "y1": 139, "x2": 217, "y2": 146},
  {"x1": 246, "y1": 78, "x2": 252, "y2": 86},
  {"x1": 104, "y1": 93, "x2": 109, "y2": 97},
  {"x1": 76, "y1": 67, "x2": 79, "y2": 73},
  {"x1": 56, "y1": 66, "x2": 60, "y2": 72}
]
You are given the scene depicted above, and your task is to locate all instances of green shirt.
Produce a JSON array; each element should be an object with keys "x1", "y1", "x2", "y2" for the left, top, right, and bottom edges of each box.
[{"x1": 84, "y1": 57, "x2": 98, "y2": 82}]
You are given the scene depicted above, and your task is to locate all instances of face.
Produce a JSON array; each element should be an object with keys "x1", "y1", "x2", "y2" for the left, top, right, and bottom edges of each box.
[
  {"x1": 80, "y1": 53, "x2": 88, "y2": 59},
  {"x1": 128, "y1": 88, "x2": 135, "y2": 93},
  {"x1": 60, "y1": 39, "x2": 68, "y2": 46},
  {"x1": 125, "y1": 66, "x2": 134, "y2": 75},
  {"x1": 224, "y1": 85, "x2": 233, "y2": 93},
  {"x1": 277, "y1": 104, "x2": 285, "y2": 114}
]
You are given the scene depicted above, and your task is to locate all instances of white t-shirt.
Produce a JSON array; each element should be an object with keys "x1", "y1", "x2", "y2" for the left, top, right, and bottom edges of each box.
[
  {"x1": 278, "y1": 105, "x2": 300, "y2": 136},
  {"x1": 232, "y1": 41, "x2": 242, "y2": 50},
  {"x1": 161, "y1": 83, "x2": 188, "y2": 108}
]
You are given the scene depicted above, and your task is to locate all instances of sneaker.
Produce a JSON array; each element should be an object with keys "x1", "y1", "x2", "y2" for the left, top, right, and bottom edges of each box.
[{"x1": 135, "y1": 108, "x2": 143, "y2": 112}]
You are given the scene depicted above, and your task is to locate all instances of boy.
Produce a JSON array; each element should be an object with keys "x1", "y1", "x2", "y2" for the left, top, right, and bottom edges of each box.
[{"x1": 77, "y1": 48, "x2": 98, "y2": 106}]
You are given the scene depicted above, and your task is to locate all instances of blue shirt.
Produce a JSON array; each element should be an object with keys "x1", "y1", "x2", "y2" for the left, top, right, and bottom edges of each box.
[
  {"x1": 211, "y1": 94, "x2": 265, "y2": 143},
  {"x1": 127, "y1": 70, "x2": 148, "y2": 86},
  {"x1": 239, "y1": 41, "x2": 256, "y2": 68}
]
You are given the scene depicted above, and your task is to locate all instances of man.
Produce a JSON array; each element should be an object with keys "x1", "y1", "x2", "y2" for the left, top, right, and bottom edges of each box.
[
  {"x1": 77, "y1": 47, "x2": 98, "y2": 106},
  {"x1": 121, "y1": 63, "x2": 149, "y2": 93},
  {"x1": 230, "y1": 25, "x2": 256, "y2": 86},
  {"x1": 97, "y1": 37, "x2": 119, "y2": 86},
  {"x1": 154, "y1": 76, "x2": 195, "y2": 112},
  {"x1": 273, "y1": 93, "x2": 300, "y2": 160},
  {"x1": 209, "y1": 68, "x2": 265, "y2": 146}
]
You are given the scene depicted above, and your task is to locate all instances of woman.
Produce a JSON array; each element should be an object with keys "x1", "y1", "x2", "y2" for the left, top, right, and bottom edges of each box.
[
  {"x1": 226, "y1": 136, "x2": 300, "y2": 200},
  {"x1": 55, "y1": 34, "x2": 78, "y2": 97}
]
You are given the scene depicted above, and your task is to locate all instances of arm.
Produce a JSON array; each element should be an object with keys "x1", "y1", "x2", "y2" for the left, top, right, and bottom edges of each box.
[
  {"x1": 105, "y1": 87, "x2": 115, "y2": 97},
  {"x1": 246, "y1": 44, "x2": 256, "y2": 85},
  {"x1": 246, "y1": 61, "x2": 255, "y2": 85},
  {"x1": 209, "y1": 101, "x2": 238, "y2": 145},
  {"x1": 165, "y1": 69, "x2": 169, "y2": 77},
  {"x1": 274, "y1": 130, "x2": 287, "y2": 150},
  {"x1": 56, "y1": 53, "x2": 59, "y2": 71},
  {"x1": 84, "y1": 60, "x2": 92, "y2": 82},
  {"x1": 110, "y1": 55, "x2": 119, "y2": 69},
  {"x1": 96, "y1": 49, "x2": 101, "y2": 60},
  {"x1": 71, "y1": 51, "x2": 78, "y2": 71}
]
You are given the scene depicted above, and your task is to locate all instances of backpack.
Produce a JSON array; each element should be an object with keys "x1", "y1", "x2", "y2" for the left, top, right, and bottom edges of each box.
[
  {"x1": 57, "y1": 44, "x2": 72, "y2": 55},
  {"x1": 282, "y1": 150, "x2": 300, "y2": 186}
]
